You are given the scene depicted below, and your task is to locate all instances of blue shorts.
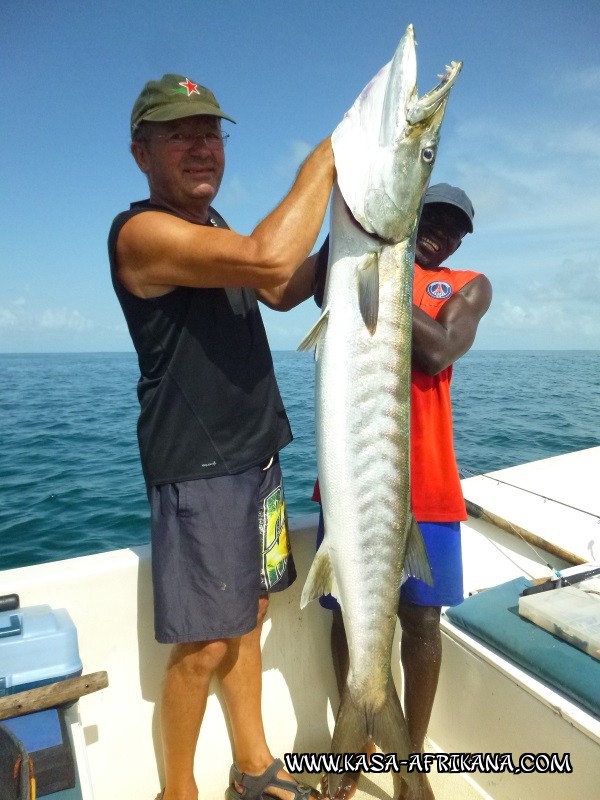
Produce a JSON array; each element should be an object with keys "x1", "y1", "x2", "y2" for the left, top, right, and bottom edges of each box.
[{"x1": 315, "y1": 510, "x2": 463, "y2": 611}]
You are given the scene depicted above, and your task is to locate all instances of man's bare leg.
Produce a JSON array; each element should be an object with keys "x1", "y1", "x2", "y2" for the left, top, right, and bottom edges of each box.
[
  {"x1": 397, "y1": 601, "x2": 441, "y2": 800},
  {"x1": 218, "y1": 598, "x2": 273, "y2": 776},
  {"x1": 161, "y1": 638, "x2": 229, "y2": 800},
  {"x1": 329, "y1": 610, "x2": 349, "y2": 697},
  {"x1": 219, "y1": 596, "x2": 315, "y2": 800}
]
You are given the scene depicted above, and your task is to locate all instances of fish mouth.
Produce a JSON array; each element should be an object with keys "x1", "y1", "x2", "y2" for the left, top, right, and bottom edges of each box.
[{"x1": 406, "y1": 60, "x2": 462, "y2": 125}]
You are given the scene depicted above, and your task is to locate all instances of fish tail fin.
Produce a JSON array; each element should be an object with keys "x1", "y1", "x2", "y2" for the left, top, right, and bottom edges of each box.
[
  {"x1": 327, "y1": 687, "x2": 371, "y2": 797},
  {"x1": 300, "y1": 543, "x2": 340, "y2": 609},
  {"x1": 328, "y1": 679, "x2": 425, "y2": 799},
  {"x1": 372, "y1": 678, "x2": 427, "y2": 800},
  {"x1": 404, "y1": 514, "x2": 433, "y2": 586},
  {"x1": 297, "y1": 309, "x2": 329, "y2": 353}
]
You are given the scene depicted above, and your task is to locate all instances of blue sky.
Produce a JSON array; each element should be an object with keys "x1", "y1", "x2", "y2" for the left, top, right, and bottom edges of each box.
[{"x1": 1, "y1": 0, "x2": 599, "y2": 352}]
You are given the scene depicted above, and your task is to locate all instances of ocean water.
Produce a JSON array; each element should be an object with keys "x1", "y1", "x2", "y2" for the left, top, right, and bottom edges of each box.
[{"x1": 0, "y1": 351, "x2": 598, "y2": 571}]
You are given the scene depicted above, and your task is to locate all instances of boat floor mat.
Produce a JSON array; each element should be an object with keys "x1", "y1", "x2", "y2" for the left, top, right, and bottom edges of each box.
[{"x1": 444, "y1": 577, "x2": 600, "y2": 718}]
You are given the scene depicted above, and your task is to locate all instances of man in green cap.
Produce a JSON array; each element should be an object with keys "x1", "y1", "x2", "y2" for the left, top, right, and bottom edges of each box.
[{"x1": 109, "y1": 74, "x2": 333, "y2": 800}]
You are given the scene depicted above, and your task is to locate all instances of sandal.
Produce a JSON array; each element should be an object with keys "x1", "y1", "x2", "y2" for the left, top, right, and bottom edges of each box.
[{"x1": 225, "y1": 758, "x2": 319, "y2": 800}]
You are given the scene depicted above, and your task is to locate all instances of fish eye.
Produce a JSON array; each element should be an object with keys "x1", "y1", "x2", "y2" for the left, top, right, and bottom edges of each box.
[{"x1": 422, "y1": 147, "x2": 435, "y2": 163}]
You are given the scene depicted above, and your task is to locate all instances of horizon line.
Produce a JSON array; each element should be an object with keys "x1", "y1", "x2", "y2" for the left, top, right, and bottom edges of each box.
[{"x1": 1, "y1": 347, "x2": 599, "y2": 356}]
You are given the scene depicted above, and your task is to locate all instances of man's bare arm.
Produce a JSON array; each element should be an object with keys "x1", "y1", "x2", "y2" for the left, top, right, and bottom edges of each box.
[
  {"x1": 117, "y1": 139, "x2": 334, "y2": 299},
  {"x1": 256, "y1": 254, "x2": 319, "y2": 311},
  {"x1": 412, "y1": 275, "x2": 492, "y2": 375}
]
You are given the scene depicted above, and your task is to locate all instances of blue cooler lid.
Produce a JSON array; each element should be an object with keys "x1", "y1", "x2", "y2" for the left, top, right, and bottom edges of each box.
[{"x1": 0, "y1": 605, "x2": 82, "y2": 695}]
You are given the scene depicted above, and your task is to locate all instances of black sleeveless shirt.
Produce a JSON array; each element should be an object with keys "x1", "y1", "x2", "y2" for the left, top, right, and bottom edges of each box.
[{"x1": 108, "y1": 200, "x2": 292, "y2": 486}]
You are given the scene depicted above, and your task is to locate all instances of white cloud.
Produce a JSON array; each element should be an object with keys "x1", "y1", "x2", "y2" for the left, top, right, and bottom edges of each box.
[
  {"x1": 40, "y1": 309, "x2": 93, "y2": 332},
  {"x1": 558, "y1": 65, "x2": 600, "y2": 93},
  {"x1": 487, "y1": 260, "x2": 600, "y2": 345},
  {"x1": 0, "y1": 304, "x2": 94, "y2": 333},
  {"x1": 0, "y1": 309, "x2": 18, "y2": 327},
  {"x1": 498, "y1": 298, "x2": 569, "y2": 332},
  {"x1": 446, "y1": 111, "x2": 600, "y2": 248}
]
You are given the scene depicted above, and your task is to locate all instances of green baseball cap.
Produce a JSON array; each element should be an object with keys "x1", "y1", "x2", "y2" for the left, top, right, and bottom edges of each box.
[{"x1": 131, "y1": 73, "x2": 236, "y2": 136}]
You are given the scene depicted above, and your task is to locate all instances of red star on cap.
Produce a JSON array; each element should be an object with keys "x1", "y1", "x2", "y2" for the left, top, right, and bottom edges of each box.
[{"x1": 178, "y1": 78, "x2": 201, "y2": 97}]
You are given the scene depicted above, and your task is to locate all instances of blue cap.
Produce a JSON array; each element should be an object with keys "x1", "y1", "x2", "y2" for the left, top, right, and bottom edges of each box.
[{"x1": 423, "y1": 183, "x2": 474, "y2": 233}]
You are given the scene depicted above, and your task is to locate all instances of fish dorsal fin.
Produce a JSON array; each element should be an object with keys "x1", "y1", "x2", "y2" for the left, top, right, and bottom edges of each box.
[
  {"x1": 300, "y1": 543, "x2": 341, "y2": 610},
  {"x1": 404, "y1": 515, "x2": 433, "y2": 586},
  {"x1": 297, "y1": 309, "x2": 329, "y2": 354},
  {"x1": 357, "y1": 252, "x2": 379, "y2": 335}
]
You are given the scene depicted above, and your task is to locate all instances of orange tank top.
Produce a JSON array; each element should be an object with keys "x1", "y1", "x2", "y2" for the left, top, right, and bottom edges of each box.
[{"x1": 411, "y1": 264, "x2": 481, "y2": 521}]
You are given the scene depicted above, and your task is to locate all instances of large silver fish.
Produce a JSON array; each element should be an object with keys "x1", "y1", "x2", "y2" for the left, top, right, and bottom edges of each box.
[{"x1": 299, "y1": 25, "x2": 462, "y2": 800}]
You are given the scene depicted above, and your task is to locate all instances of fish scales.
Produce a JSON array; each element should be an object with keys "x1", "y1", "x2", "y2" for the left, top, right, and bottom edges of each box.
[
  {"x1": 318, "y1": 230, "x2": 413, "y2": 700},
  {"x1": 299, "y1": 24, "x2": 462, "y2": 800}
]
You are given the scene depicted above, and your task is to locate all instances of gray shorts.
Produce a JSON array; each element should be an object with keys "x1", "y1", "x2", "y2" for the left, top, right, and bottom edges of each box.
[{"x1": 148, "y1": 455, "x2": 296, "y2": 644}]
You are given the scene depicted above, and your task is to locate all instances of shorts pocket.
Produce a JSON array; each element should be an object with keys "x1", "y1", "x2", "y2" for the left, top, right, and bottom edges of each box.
[{"x1": 258, "y1": 464, "x2": 291, "y2": 590}]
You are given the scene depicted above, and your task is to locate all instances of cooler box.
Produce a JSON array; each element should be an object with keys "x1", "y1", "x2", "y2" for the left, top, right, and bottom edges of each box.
[
  {"x1": 0, "y1": 601, "x2": 82, "y2": 796},
  {"x1": 0, "y1": 604, "x2": 82, "y2": 696}
]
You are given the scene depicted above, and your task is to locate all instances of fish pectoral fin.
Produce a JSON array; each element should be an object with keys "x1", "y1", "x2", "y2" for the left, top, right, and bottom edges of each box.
[
  {"x1": 297, "y1": 308, "x2": 329, "y2": 353},
  {"x1": 357, "y1": 252, "x2": 379, "y2": 335},
  {"x1": 404, "y1": 515, "x2": 433, "y2": 586},
  {"x1": 300, "y1": 544, "x2": 339, "y2": 609}
]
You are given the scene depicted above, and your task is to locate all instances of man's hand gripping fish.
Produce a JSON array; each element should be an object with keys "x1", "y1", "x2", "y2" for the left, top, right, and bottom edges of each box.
[{"x1": 299, "y1": 25, "x2": 462, "y2": 800}]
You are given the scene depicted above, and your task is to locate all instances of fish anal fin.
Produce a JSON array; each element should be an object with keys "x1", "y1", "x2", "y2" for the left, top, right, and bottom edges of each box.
[
  {"x1": 357, "y1": 252, "x2": 379, "y2": 335},
  {"x1": 300, "y1": 544, "x2": 340, "y2": 609},
  {"x1": 297, "y1": 309, "x2": 329, "y2": 353},
  {"x1": 404, "y1": 515, "x2": 433, "y2": 586}
]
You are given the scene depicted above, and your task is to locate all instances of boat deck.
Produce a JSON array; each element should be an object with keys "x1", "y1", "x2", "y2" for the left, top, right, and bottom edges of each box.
[{"x1": 2, "y1": 447, "x2": 599, "y2": 799}]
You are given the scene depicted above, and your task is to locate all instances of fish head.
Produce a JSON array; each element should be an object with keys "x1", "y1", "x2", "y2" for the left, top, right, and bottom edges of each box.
[{"x1": 332, "y1": 24, "x2": 462, "y2": 242}]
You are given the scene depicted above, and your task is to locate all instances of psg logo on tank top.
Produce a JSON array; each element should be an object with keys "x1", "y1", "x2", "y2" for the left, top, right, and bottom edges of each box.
[{"x1": 426, "y1": 281, "x2": 453, "y2": 300}]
